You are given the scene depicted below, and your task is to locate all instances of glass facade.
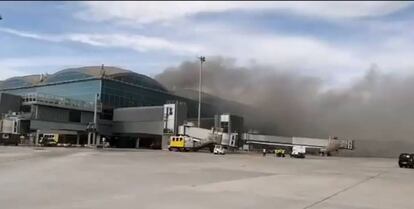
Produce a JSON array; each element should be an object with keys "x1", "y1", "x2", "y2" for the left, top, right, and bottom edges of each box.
[
  {"x1": 45, "y1": 71, "x2": 93, "y2": 83},
  {"x1": 0, "y1": 67, "x2": 181, "y2": 110},
  {"x1": 101, "y1": 80, "x2": 175, "y2": 107},
  {"x1": 0, "y1": 77, "x2": 36, "y2": 89},
  {"x1": 100, "y1": 80, "x2": 216, "y2": 118},
  {"x1": 1, "y1": 78, "x2": 182, "y2": 109},
  {"x1": 110, "y1": 74, "x2": 166, "y2": 92},
  {"x1": 1, "y1": 80, "x2": 101, "y2": 103},
  {"x1": 0, "y1": 76, "x2": 219, "y2": 119}
]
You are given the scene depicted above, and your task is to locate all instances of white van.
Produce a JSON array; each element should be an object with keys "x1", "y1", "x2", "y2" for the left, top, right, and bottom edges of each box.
[{"x1": 213, "y1": 145, "x2": 226, "y2": 155}]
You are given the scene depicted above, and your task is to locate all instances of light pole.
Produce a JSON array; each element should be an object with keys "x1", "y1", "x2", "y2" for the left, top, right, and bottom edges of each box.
[
  {"x1": 198, "y1": 56, "x2": 205, "y2": 128},
  {"x1": 94, "y1": 93, "x2": 101, "y2": 146}
]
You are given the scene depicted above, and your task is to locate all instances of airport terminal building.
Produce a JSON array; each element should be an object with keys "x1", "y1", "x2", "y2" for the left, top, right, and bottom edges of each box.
[
  {"x1": 0, "y1": 66, "x2": 228, "y2": 148},
  {"x1": 0, "y1": 65, "x2": 356, "y2": 156}
]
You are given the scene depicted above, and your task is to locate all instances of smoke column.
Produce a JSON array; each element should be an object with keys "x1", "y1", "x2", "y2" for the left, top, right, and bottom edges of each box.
[{"x1": 155, "y1": 57, "x2": 414, "y2": 156}]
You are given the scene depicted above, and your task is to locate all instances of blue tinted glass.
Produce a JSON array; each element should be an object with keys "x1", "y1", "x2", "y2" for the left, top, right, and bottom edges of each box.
[
  {"x1": 0, "y1": 79, "x2": 32, "y2": 89},
  {"x1": 101, "y1": 80, "x2": 173, "y2": 107},
  {"x1": 36, "y1": 80, "x2": 100, "y2": 102},
  {"x1": 111, "y1": 74, "x2": 166, "y2": 92},
  {"x1": 45, "y1": 71, "x2": 92, "y2": 83},
  {"x1": 1, "y1": 80, "x2": 101, "y2": 103}
]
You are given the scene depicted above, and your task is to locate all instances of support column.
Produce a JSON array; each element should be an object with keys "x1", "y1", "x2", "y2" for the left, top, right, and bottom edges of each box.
[
  {"x1": 29, "y1": 134, "x2": 34, "y2": 145},
  {"x1": 76, "y1": 134, "x2": 80, "y2": 145},
  {"x1": 96, "y1": 134, "x2": 101, "y2": 146},
  {"x1": 87, "y1": 132, "x2": 91, "y2": 146},
  {"x1": 35, "y1": 130, "x2": 40, "y2": 145},
  {"x1": 135, "y1": 137, "x2": 140, "y2": 149},
  {"x1": 92, "y1": 133, "x2": 96, "y2": 145},
  {"x1": 162, "y1": 135, "x2": 170, "y2": 150}
]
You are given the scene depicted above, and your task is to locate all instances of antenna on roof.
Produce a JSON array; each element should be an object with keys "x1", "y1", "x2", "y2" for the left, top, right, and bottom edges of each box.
[
  {"x1": 39, "y1": 73, "x2": 47, "y2": 82},
  {"x1": 101, "y1": 64, "x2": 106, "y2": 78},
  {"x1": 39, "y1": 74, "x2": 43, "y2": 82}
]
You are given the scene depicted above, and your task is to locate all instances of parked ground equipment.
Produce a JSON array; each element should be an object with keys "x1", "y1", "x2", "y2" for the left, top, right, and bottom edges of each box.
[
  {"x1": 39, "y1": 133, "x2": 59, "y2": 146},
  {"x1": 399, "y1": 153, "x2": 414, "y2": 168},
  {"x1": 0, "y1": 133, "x2": 20, "y2": 146},
  {"x1": 275, "y1": 149, "x2": 286, "y2": 157},
  {"x1": 291, "y1": 145, "x2": 306, "y2": 158},
  {"x1": 213, "y1": 145, "x2": 226, "y2": 155},
  {"x1": 168, "y1": 135, "x2": 192, "y2": 151}
]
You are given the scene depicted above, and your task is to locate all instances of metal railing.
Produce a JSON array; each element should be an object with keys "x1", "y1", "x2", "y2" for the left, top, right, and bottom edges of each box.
[{"x1": 22, "y1": 93, "x2": 100, "y2": 112}]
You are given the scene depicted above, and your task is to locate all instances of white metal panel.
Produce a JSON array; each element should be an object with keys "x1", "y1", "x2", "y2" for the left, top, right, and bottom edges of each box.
[
  {"x1": 178, "y1": 125, "x2": 185, "y2": 135},
  {"x1": 220, "y1": 114, "x2": 229, "y2": 122},
  {"x1": 2, "y1": 119, "x2": 15, "y2": 134},
  {"x1": 292, "y1": 145, "x2": 306, "y2": 153},
  {"x1": 243, "y1": 133, "x2": 292, "y2": 144},
  {"x1": 163, "y1": 104, "x2": 175, "y2": 133},
  {"x1": 292, "y1": 137, "x2": 328, "y2": 147},
  {"x1": 185, "y1": 127, "x2": 212, "y2": 140},
  {"x1": 221, "y1": 133, "x2": 230, "y2": 145}
]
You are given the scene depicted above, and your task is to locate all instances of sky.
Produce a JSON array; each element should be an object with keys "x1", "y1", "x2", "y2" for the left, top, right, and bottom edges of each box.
[{"x1": 1, "y1": 1, "x2": 414, "y2": 87}]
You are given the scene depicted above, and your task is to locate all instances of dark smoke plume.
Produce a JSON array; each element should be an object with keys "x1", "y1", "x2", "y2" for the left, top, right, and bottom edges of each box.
[{"x1": 155, "y1": 57, "x2": 414, "y2": 156}]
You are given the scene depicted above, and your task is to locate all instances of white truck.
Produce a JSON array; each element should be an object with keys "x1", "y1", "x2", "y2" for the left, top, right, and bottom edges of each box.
[
  {"x1": 213, "y1": 145, "x2": 226, "y2": 155},
  {"x1": 291, "y1": 145, "x2": 306, "y2": 158}
]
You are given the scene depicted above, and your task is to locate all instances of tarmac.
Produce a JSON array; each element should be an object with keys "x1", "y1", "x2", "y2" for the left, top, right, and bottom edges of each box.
[{"x1": 0, "y1": 146, "x2": 412, "y2": 209}]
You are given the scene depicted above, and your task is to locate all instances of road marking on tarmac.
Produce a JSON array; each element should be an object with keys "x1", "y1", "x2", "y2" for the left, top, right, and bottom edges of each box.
[{"x1": 302, "y1": 170, "x2": 388, "y2": 209}]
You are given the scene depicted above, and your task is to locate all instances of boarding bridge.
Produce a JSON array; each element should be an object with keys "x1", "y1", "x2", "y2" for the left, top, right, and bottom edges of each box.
[
  {"x1": 243, "y1": 133, "x2": 354, "y2": 153},
  {"x1": 178, "y1": 125, "x2": 238, "y2": 148}
]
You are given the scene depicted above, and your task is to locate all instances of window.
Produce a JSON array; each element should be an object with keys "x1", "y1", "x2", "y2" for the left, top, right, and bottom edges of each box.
[
  {"x1": 13, "y1": 121, "x2": 17, "y2": 133},
  {"x1": 69, "y1": 110, "x2": 81, "y2": 122}
]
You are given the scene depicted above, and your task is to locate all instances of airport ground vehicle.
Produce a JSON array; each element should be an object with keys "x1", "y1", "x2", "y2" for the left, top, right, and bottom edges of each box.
[
  {"x1": 0, "y1": 133, "x2": 20, "y2": 145},
  {"x1": 290, "y1": 145, "x2": 306, "y2": 158},
  {"x1": 39, "y1": 133, "x2": 59, "y2": 146},
  {"x1": 168, "y1": 135, "x2": 192, "y2": 152},
  {"x1": 275, "y1": 149, "x2": 286, "y2": 157},
  {"x1": 168, "y1": 135, "x2": 215, "y2": 152},
  {"x1": 168, "y1": 124, "x2": 240, "y2": 153},
  {"x1": 213, "y1": 145, "x2": 226, "y2": 155},
  {"x1": 399, "y1": 153, "x2": 414, "y2": 168}
]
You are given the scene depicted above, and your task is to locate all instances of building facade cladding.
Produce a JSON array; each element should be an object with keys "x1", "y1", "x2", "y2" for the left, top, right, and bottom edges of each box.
[
  {"x1": 35, "y1": 106, "x2": 70, "y2": 122},
  {"x1": 0, "y1": 93, "x2": 22, "y2": 114}
]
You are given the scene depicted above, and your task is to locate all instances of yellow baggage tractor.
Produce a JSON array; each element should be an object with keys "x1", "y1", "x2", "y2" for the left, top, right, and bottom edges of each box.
[
  {"x1": 169, "y1": 136, "x2": 185, "y2": 149},
  {"x1": 275, "y1": 149, "x2": 286, "y2": 157},
  {"x1": 168, "y1": 136, "x2": 193, "y2": 152}
]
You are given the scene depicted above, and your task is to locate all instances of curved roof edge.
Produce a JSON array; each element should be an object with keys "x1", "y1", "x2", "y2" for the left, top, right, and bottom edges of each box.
[{"x1": 0, "y1": 66, "x2": 168, "y2": 92}]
